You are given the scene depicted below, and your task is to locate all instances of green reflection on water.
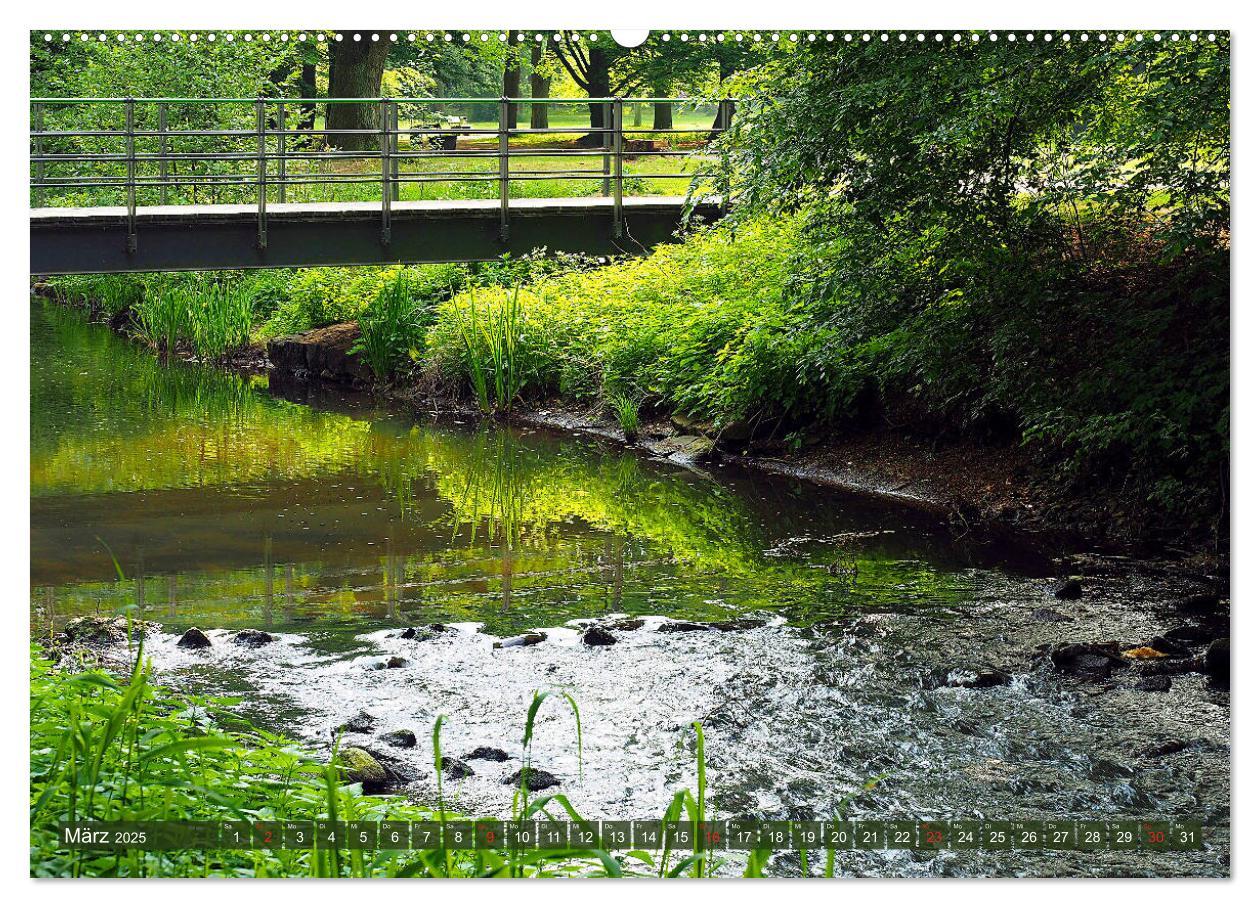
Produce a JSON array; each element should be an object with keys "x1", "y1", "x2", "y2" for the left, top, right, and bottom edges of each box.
[{"x1": 32, "y1": 300, "x2": 979, "y2": 636}]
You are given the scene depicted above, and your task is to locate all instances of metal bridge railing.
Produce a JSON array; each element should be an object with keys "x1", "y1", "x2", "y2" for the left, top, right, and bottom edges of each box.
[{"x1": 29, "y1": 97, "x2": 736, "y2": 253}]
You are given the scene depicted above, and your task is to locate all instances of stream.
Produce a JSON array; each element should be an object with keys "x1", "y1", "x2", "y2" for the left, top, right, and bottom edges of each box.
[{"x1": 30, "y1": 299, "x2": 1230, "y2": 877}]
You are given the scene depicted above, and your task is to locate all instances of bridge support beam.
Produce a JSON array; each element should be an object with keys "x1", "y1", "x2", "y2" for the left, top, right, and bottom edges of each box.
[{"x1": 30, "y1": 197, "x2": 719, "y2": 275}]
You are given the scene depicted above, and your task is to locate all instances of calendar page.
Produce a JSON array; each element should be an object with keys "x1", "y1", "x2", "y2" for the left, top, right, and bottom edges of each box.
[{"x1": 24, "y1": 7, "x2": 1231, "y2": 885}]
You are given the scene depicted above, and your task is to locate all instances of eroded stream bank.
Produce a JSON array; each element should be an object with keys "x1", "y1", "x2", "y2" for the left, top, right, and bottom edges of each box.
[{"x1": 32, "y1": 299, "x2": 1230, "y2": 876}]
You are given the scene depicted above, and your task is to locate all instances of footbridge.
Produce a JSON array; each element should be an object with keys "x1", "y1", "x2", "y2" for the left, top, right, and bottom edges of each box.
[{"x1": 30, "y1": 96, "x2": 733, "y2": 274}]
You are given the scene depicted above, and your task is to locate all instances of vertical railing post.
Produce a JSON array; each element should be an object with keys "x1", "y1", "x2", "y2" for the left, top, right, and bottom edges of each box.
[
  {"x1": 498, "y1": 96, "x2": 510, "y2": 242},
  {"x1": 277, "y1": 101, "x2": 287, "y2": 204},
  {"x1": 390, "y1": 101, "x2": 400, "y2": 203},
  {"x1": 32, "y1": 102, "x2": 44, "y2": 208},
  {"x1": 255, "y1": 97, "x2": 267, "y2": 250},
  {"x1": 125, "y1": 98, "x2": 137, "y2": 253},
  {"x1": 612, "y1": 97, "x2": 624, "y2": 238},
  {"x1": 157, "y1": 102, "x2": 169, "y2": 206},
  {"x1": 380, "y1": 97, "x2": 392, "y2": 246},
  {"x1": 601, "y1": 100, "x2": 612, "y2": 196}
]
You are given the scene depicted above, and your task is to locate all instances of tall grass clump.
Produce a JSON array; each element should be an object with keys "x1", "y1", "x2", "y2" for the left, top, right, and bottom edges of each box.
[
  {"x1": 605, "y1": 389, "x2": 642, "y2": 441},
  {"x1": 452, "y1": 287, "x2": 532, "y2": 413},
  {"x1": 352, "y1": 270, "x2": 433, "y2": 380},
  {"x1": 130, "y1": 275, "x2": 253, "y2": 357}
]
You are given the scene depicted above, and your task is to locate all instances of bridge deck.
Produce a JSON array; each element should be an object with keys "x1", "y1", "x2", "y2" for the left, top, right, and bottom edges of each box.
[{"x1": 31, "y1": 196, "x2": 719, "y2": 274}]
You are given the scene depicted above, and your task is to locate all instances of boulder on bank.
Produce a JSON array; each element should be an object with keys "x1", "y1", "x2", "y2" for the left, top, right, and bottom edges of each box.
[
  {"x1": 465, "y1": 746, "x2": 510, "y2": 762},
  {"x1": 176, "y1": 627, "x2": 212, "y2": 649},
  {"x1": 502, "y1": 766, "x2": 560, "y2": 791},
  {"x1": 643, "y1": 434, "x2": 715, "y2": 465},
  {"x1": 58, "y1": 615, "x2": 156, "y2": 649},
  {"x1": 267, "y1": 322, "x2": 371, "y2": 384},
  {"x1": 232, "y1": 629, "x2": 274, "y2": 647}
]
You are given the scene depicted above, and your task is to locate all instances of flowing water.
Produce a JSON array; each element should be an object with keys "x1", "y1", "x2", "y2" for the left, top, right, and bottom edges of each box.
[{"x1": 30, "y1": 300, "x2": 1229, "y2": 877}]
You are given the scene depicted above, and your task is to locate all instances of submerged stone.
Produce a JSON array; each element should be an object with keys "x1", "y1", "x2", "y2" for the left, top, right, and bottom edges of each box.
[
  {"x1": 1049, "y1": 642, "x2": 1125, "y2": 679},
  {"x1": 582, "y1": 626, "x2": 617, "y2": 646},
  {"x1": 381, "y1": 729, "x2": 417, "y2": 749},
  {"x1": 502, "y1": 767, "x2": 560, "y2": 791},
  {"x1": 1053, "y1": 579, "x2": 1083, "y2": 600},
  {"x1": 1031, "y1": 608, "x2": 1073, "y2": 623},
  {"x1": 441, "y1": 757, "x2": 475, "y2": 779},
  {"x1": 657, "y1": 621, "x2": 709, "y2": 633},
  {"x1": 1205, "y1": 638, "x2": 1229, "y2": 684},
  {"x1": 233, "y1": 629, "x2": 274, "y2": 647},
  {"x1": 176, "y1": 627, "x2": 212, "y2": 649},
  {"x1": 494, "y1": 632, "x2": 547, "y2": 649},
  {"x1": 1172, "y1": 593, "x2": 1224, "y2": 616},
  {"x1": 465, "y1": 746, "x2": 511, "y2": 762},
  {"x1": 709, "y1": 618, "x2": 766, "y2": 631},
  {"x1": 341, "y1": 710, "x2": 376, "y2": 734}
]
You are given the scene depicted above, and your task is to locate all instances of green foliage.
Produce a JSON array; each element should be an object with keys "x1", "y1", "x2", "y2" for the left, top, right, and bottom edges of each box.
[
  {"x1": 711, "y1": 37, "x2": 1228, "y2": 540},
  {"x1": 429, "y1": 218, "x2": 805, "y2": 431},
  {"x1": 259, "y1": 264, "x2": 468, "y2": 340},
  {"x1": 606, "y1": 390, "x2": 642, "y2": 439}
]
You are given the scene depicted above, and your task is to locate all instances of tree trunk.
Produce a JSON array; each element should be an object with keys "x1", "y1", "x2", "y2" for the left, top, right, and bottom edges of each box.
[
  {"x1": 503, "y1": 34, "x2": 521, "y2": 129},
  {"x1": 326, "y1": 39, "x2": 390, "y2": 151},
  {"x1": 653, "y1": 102, "x2": 673, "y2": 130},
  {"x1": 529, "y1": 42, "x2": 550, "y2": 129},
  {"x1": 298, "y1": 63, "x2": 318, "y2": 138},
  {"x1": 585, "y1": 47, "x2": 612, "y2": 132}
]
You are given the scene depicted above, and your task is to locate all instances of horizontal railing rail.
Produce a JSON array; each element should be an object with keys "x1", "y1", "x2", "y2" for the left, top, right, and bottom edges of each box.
[{"x1": 30, "y1": 96, "x2": 737, "y2": 253}]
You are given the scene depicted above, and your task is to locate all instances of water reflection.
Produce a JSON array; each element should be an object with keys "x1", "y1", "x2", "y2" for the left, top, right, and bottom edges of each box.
[{"x1": 32, "y1": 298, "x2": 1002, "y2": 637}]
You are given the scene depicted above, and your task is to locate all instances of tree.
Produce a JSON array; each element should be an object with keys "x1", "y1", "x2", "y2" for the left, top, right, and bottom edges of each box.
[
  {"x1": 550, "y1": 37, "x2": 626, "y2": 138},
  {"x1": 502, "y1": 33, "x2": 522, "y2": 128},
  {"x1": 529, "y1": 41, "x2": 550, "y2": 129},
  {"x1": 325, "y1": 36, "x2": 390, "y2": 151}
]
